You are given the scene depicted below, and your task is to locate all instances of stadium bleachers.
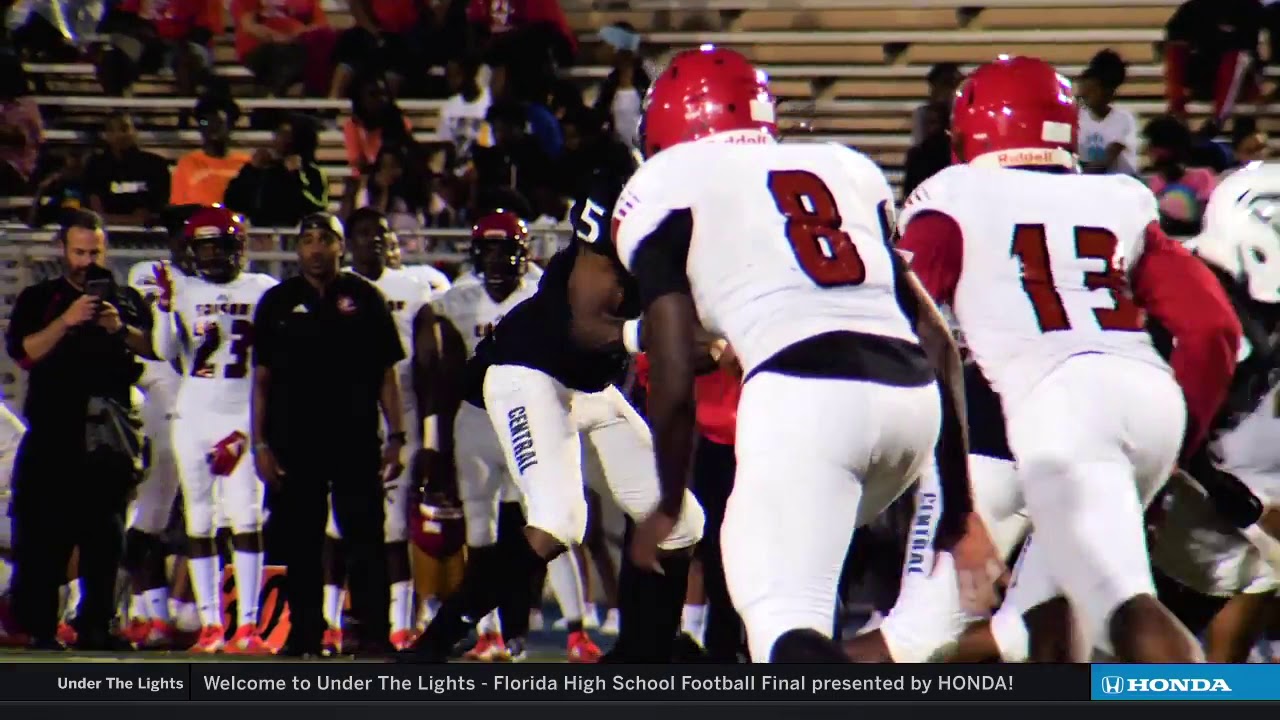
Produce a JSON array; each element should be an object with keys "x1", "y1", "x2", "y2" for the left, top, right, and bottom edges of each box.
[{"x1": 16, "y1": 0, "x2": 1276, "y2": 209}]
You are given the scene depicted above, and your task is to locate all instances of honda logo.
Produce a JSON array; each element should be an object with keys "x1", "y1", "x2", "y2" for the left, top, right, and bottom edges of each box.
[{"x1": 1101, "y1": 677, "x2": 1125, "y2": 695}]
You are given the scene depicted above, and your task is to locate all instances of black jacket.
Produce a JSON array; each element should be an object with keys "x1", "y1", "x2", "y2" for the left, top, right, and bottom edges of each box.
[{"x1": 223, "y1": 161, "x2": 328, "y2": 228}]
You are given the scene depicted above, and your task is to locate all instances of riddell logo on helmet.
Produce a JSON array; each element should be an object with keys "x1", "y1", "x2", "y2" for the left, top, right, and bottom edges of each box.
[{"x1": 996, "y1": 149, "x2": 1061, "y2": 166}]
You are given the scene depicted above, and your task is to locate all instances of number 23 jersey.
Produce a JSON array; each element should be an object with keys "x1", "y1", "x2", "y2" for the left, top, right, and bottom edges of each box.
[
  {"x1": 612, "y1": 140, "x2": 917, "y2": 377},
  {"x1": 898, "y1": 164, "x2": 1168, "y2": 407},
  {"x1": 166, "y1": 272, "x2": 279, "y2": 417}
]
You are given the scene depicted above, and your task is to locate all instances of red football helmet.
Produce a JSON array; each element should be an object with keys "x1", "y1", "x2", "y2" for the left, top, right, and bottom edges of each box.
[
  {"x1": 409, "y1": 491, "x2": 466, "y2": 560},
  {"x1": 184, "y1": 205, "x2": 246, "y2": 283},
  {"x1": 639, "y1": 46, "x2": 777, "y2": 158},
  {"x1": 470, "y1": 210, "x2": 529, "y2": 284},
  {"x1": 951, "y1": 56, "x2": 1078, "y2": 170}
]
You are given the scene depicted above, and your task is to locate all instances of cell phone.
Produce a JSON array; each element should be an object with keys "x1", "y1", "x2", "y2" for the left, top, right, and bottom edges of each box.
[{"x1": 85, "y1": 278, "x2": 112, "y2": 299}]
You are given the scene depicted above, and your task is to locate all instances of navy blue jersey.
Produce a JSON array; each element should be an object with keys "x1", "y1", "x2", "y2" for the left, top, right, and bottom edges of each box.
[{"x1": 464, "y1": 152, "x2": 640, "y2": 404}]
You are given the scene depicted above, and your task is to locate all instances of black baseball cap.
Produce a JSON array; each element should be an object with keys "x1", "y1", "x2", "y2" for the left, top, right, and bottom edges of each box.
[{"x1": 298, "y1": 212, "x2": 344, "y2": 240}]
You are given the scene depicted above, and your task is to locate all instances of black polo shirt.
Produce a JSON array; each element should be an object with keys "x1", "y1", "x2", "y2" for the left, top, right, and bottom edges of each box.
[
  {"x1": 5, "y1": 276, "x2": 150, "y2": 433},
  {"x1": 83, "y1": 147, "x2": 171, "y2": 217},
  {"x1": 253, "y1": 272, "x2": 404, "y2": 456}
]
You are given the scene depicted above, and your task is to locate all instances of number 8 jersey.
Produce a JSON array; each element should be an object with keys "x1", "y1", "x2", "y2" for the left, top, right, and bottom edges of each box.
[
  {"x1": 613, "y1": 139, "x2": 918, "y2": 377},
  {"x1": 154, "y1": 271, "x2": 279, "y2": 417},
  {"x1": 898, "y1": 163, "x2": 1170, "y2": 408}
]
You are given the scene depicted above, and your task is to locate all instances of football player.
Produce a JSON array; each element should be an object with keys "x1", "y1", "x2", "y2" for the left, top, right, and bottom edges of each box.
[
  {"x1": 1144, "y1": 163, "x2": 1280, "y2": 662},
  {"x1": 431, "y1": 212, "x2": 599, "y2": 662},
  {"x1": 612, "y1": 46, "x2": 991, "y2": 663},
  {"x1": 0, "y1": 399, "x2": 26, "y2": 595},
  {"x1": 317, "y1": 208, "x2": 435, "y2": 653},
  {"x1": 893, "y1": 56, "x2": 1241, "y2": 662},
  {"x1": 405, "y1": 124, "x2": 707, "y2": 665},
  {"x1": 152, "y1": 206, "x2": 279, "y2": 653},
  {"x1": 388, "y1": 239, "x2": 454, "y2": 295},
  {"x1": 121, "y1": 223, "x2": 195, "y2": 649}
]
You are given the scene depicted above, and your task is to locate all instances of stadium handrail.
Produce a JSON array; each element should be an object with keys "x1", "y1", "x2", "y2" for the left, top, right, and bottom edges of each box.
[
  {"x1": 635, "y1": 28, "x2": 1163, "y2": 44},
  {"x1": 32, "y1": 95, "x2": 447, "y2": 112},
  {"x1": 42, "y1": 128, "x2": 447, "y2": 146},
  {"x1": 561, "y1": 0, "x2": 1181, "y2": 10}
]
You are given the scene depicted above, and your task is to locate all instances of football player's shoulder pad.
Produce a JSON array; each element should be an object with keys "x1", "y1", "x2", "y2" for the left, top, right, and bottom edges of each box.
[{"x1": 899, "y1": 164, "x2": 969, "y2": 232}]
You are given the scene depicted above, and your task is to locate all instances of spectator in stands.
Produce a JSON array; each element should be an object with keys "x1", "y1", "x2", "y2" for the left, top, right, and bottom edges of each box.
[
  {"x1": 1163, "y1": 0, "x2": 1263, "y2": 131},
  {"x1": 329, "y1": 0, "x2": 429, "y2": 99},
  {"x1": 170, "y1": 94, "x2": 251, "y2": 207},
  {"x1": 901, "y1": 103, "x2": 950, "y2": 201},
  {"x1": 911, "y1": 62, "x2": 961, "y2": 147},
  {"x1": 223, "y1": 113, "x2": 327, "y2": 228},
  {"x1": 1144, "y1": 114, "x2": 1218, "y2": 237},
  {"x1": 0, "y1": 51, "x2": 42, "y2": 196},
  {"x1": 468, "y1": 0, "x2": 576, "y2": 101},
  {"x1": 554, "y1": 106, "x2": 628, "y2": 210},
  {"x1": 92, "y1": 0, "x2": 221, "y2": 101},
  {"x1": 1077, "y1": 50, "x2": 1139, "y2": 175},
  {"x1": 231, "y1": 0, "x2": 335, "y2": 99},
  {"x1": 83, "y1": 112, "x2": 170, "y2": 228},
  {"x1": 342, "y1": 73, "x2": 414, "y2": 181},
  {"x1": 341, "y1": 144, "x2": 429, "y2": 232},
  {"x1": 440, "y1": 54, "x2": 493, "y2": 174},
  {"x1": 6, "y1": 0, "x2": 96, "y2": 63},
  {"x1": 28, "y1": 146, "x2": 87, "y2": 227},
  {"x1": 1229, "y1": 115, "x2": 1272, "y2": 167},
  {"x1": 472, "y1": 99, "x2": 554, "y2": 220},
  {"x1": 593, "y1": 22, "x2": 649, "y2": 149},
  {"x1": 521, "y1": 70, "x2": 564, "y2": 159}
]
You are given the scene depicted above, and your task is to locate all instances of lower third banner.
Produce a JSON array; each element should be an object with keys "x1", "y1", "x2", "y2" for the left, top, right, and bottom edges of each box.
[{"x1": 2, "y1": 664, "x2": 1086, "y2": 703}]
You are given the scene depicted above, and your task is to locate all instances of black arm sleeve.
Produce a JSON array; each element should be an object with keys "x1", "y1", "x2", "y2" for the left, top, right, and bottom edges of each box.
[
  {"x1": 627, "y1": 209, "x2": 693, "y2": 311},
  {"x1": 251, "y1": 291, "x2": 277, "y2": 369},
  {"x1": 6, "y1": 284, "x2": 46, "y2": 368}
]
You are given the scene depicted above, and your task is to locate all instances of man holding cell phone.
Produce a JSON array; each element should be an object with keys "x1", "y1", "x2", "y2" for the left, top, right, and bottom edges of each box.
[{"x1": 4, "y1": 209, "x2": 155, "y2": 650}]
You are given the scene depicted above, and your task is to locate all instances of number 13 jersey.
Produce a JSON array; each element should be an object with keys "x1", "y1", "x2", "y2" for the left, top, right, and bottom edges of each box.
[
  {"x1": 159, "y1": 272, "x2": 279, "y2": 417},
  {"x1": 898, "y1": 164, "x2": 1169, "y2": 407},
  {"x1": 613, "y1": 140, "x2": 918, "y2": 377}
]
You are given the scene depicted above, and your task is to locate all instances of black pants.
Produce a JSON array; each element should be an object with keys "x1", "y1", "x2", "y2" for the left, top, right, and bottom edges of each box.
[
  {"x1": 271, "y1": 444, "x2": 390, "y2": 653},
  {"x1": 690, "y1": 435, "x2": 745, "y2": 662},
  {"x1": 495, "y1": 501, "x2": 537, "y2": 641},
  {"x1": 10, "y1": 429, "x2": 129, "y2": 645}
]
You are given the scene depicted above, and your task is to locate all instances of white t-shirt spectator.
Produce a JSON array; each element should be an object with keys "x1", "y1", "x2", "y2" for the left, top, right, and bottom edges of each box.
[
  {"x1": 440, "y1": 87, "x2": 493, "y2": 166},
  {"x1": 1079, "y1": 105, "x2": 1139, "y2": 175}
]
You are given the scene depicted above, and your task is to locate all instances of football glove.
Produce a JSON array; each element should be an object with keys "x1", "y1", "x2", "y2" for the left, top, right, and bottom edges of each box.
[{"x1": 207, "y1": 430, "x2": 249, "y2": 477}]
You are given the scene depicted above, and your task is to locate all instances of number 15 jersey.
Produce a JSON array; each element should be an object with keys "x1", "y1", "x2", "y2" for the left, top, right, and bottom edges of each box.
[
  {"x1": 157, "y1": 272, "x2": 279, "y2": 418},
  {"x1": 898, "y1": 164, "x2": 1169, "y2": 408},
  {"x1": 613, "y1": 140, "x2": 918, "y2": 377}
]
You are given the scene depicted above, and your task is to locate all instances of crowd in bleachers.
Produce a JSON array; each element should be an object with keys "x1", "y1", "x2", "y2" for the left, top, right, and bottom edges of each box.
[{"x1": 0, "y1": 0, "x2": 659, "y2": 257}]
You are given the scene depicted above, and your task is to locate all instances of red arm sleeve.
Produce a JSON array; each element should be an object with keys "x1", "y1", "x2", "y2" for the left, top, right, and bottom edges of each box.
[
  {"x1": 1131, "y1": 221, "x2": 1241, "y2": 459},
  {"x1": 896, "y1": 210, "x2": 963, "y2": 305}
]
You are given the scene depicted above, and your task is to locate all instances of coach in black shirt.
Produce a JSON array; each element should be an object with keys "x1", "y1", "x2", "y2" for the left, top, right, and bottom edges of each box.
[
  {"x1": 5, "y1": 209, "x2": 153, "y2": 649},
  {"x1": 251, "y1": 213, "x2": 406, "y2": 656}
]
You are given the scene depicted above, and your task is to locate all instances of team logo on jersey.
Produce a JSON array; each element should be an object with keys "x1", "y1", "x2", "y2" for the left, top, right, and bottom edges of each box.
[
  {"x1": 337, "y1": 296, "x2": 356, "y2": 315},
  {"x1": 506, "y1": 406, "x2": 538, "y2": 475}
]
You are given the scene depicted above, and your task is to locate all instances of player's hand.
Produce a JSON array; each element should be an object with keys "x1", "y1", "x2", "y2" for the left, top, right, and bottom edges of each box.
[
  {"x1": 381, "y1": 437, "x2": 406, "y2": 484},
  {"x1": 153, "y1": 262, "x2": 175, "y2": 312},
  {"x1": 254, "y1": 444, "x2": 286, "y2": 489},
  {"x1": 941, "y1": 512, "x2": 1005, "y2": 615},
  {"x1": 630, "y1": 507, "x2": 678, "y2": 573},
  {"x1": 208, "y1": 431, "x2": 249, "y2": 477},
  {"x1": 96, "y1": 301, "x2": 123, "y2": 334},
  {"x1": 713, "y1": 340, "x2": 743, "y2": 379},
  {"x1": 60, "y1": 293, "x2": 99, "y2": 327}
]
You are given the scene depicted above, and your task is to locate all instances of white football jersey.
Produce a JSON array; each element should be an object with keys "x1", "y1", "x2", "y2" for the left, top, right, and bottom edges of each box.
[
  {"x1": 127, "y1": 260, "x2": 183, "y2": 409},
  {"x1": 613, "y1": 140, "x2": 916, "y2": 376},
  {"x1": 1214, "y1": 379, "x2": 1280, "y2": 503},
  {"x1": 899, "y1": 164, "x2": 1170, "y2": 407},
  {"x1": 400, "y1": 263, "x2": 453, "y2": 294},
  {"x1": 434, "y1": 274, "x2": 539, "y2": 357},
  {"x1": 354, "y1": 267, "x2": 432, "y2": 408},
  {"x1": 160, "y1": 272, "x2": 278, "y2": 417}
]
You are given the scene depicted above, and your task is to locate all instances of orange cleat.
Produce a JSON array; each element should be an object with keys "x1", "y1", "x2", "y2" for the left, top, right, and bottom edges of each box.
[
  {"x1": 189, "y1": 624, "x2": 225, "y2": 653},
  {"x1": 56, "y1": 622, "x2": 78, "y2": 647},
  {"x1": 224, "y1": 624, "x2": 273, "y2": 655},
  {"x1": 321, "y1": 627, "x2": 344, "y2": 657},
  {"x1": 463, "y1": 632, "x2": 510, "y2": 662},
  {"x1": 566, "y1": 630, "x2": 602, "y2": 663},
  {"x1": 389, "y1": 629, "x2": 416, "y2": 651}
]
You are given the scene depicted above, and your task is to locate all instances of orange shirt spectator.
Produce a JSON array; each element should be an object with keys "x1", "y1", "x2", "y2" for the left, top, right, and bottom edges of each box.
[
  {"x1": 231, "y1": 0, "x2": 328, "y2": 62},
  {"x1": 171, "y1": 150, "x2": 251, "y2": 206},
  {"x1": 343, "y1": 76, "x2": 414, "y2": 177},
  {"x1": 343, "y1": 116, "x2": 412, "y2": 178},
  {"x1": 116, "y1": 0, "x2": 223, "y2": 43}
]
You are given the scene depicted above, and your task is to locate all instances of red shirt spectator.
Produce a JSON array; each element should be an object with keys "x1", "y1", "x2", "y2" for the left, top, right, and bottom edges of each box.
[
  {"x1": 367, "y1": 0, "x2": 423, "y2": 34},
  {"x1": 117, "y1": 0, "x2": 223, "y2": 43},
  {"x1": 633, "y1": 354, "x2": 740, "y2": 446},
  {"x1": 231, "y1": 0, "x2": 328, "y2": 62},
  {"x1": 467, "y1": 0, "x2": 576, "y2": 53}
]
